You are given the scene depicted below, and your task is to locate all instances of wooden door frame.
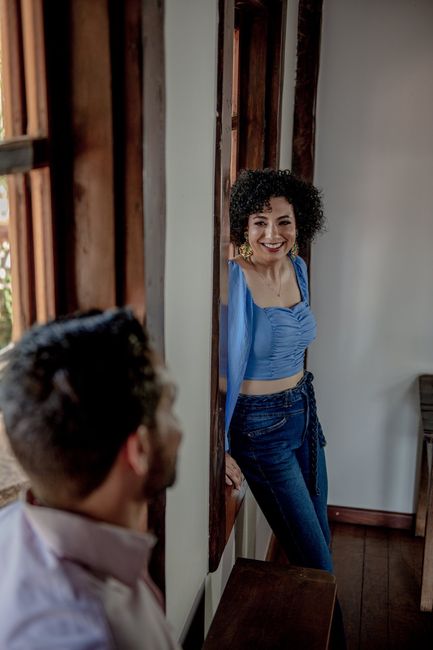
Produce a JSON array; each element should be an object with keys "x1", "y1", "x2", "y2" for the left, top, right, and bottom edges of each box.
[{"x1": 209, "y1": 0, "x2": 288, "y2": 573}]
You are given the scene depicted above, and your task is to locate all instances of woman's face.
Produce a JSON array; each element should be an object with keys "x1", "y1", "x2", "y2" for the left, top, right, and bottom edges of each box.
[{"x1": 246, "y1": 196, "x2": 296, "y2": 264}]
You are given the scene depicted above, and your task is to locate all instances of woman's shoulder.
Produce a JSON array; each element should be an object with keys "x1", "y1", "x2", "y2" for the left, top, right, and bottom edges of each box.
[
  {"x1": 228, "y1": 256, "x2": 251, "y2": 298},
  {"x1": 228, "y1": 255, "x2": 247, "y2": 269},
  {"x1": 293, "y1": 255, "x2": 308, "y2": 280},
  {"x1": 228, "y1": 255, "x2": 249, "y2": 278},
  {"x1": 293, "y1": 254, "x2": 307, "y2": 271}
]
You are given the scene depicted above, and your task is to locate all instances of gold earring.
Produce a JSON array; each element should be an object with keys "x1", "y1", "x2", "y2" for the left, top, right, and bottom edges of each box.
[
  {"x1": 290, "y1": 237, "x2": 299, "y2": 260},
  {"x1": 239, "y1": 232, "x2": 253, "y2": 260}
]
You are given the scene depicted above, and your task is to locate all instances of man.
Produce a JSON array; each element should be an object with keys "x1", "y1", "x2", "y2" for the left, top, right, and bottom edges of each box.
[{"x1": 0, "y1": 309, "x2": 182, "y2": 649}]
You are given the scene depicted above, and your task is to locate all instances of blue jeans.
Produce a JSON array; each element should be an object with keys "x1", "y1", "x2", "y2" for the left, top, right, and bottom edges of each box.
[{"x1": 229, "y1": 371, "x2": 333, "y2": 572}]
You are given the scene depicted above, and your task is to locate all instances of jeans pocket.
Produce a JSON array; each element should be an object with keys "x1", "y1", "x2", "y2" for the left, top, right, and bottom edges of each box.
[{"x1": 232, "y1": 408, "x2": 288, "y2": 439}]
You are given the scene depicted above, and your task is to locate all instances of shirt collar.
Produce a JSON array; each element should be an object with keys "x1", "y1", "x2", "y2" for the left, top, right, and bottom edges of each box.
[{"x1": 22, "y1": 490, "x2": 156, "y2": 588}]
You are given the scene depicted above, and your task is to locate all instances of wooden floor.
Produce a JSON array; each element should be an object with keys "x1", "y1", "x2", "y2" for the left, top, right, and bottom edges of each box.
[{"x1": 331, "y1": 522, "x2": 433, "y2": 650}]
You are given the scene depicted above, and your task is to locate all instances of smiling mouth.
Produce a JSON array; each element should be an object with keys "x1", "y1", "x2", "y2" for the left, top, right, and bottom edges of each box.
[{"x1": 261, "y1": 242, "x2": 285, "y2": 251}]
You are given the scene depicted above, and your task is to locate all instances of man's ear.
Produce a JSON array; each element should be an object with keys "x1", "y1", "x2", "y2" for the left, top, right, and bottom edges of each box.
[{"x1": 125, "y1": 425, "x2": 151, "y2": 476}]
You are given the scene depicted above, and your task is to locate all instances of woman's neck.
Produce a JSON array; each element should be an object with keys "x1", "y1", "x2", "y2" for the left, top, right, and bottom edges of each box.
[{"x1": 249, "y1": 255, "x2": 289, "y2": 280}]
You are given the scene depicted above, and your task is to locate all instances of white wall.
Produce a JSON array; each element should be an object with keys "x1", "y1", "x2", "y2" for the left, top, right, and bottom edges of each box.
[
  {"x1": 310, "y1": 0, "x2": 433, "y2": 512},
  {"x1": 164, "y1": 0, "x2": 217, "y2": 636},
  {"x1": 164, "y1": 0, "x2": 301, "y2": 637}
]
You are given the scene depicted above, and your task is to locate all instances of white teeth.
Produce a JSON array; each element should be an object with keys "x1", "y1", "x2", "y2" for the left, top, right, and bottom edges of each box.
[{"x1": 262, "y1": 243, "x2": 283, "y2": 249}]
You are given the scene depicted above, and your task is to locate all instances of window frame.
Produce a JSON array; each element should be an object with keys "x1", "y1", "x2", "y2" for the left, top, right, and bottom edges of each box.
[
  {"x1": 0, "y1": 0, "x2": 53, "y2": 341},
  {"x1": 0, "y1": 0, "x2": 167, "y2": 593}
]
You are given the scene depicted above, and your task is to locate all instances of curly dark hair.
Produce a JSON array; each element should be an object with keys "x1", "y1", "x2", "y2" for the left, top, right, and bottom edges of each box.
[
  {"x1": 229, "y1": 168, "x2": 325, "y2": 247},
  {"x1": 0, "y1": 308, "x2": 161, "y2": 499}
]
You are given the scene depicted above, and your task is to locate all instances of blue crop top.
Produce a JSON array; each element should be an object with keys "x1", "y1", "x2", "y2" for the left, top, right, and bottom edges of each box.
[
  {"x1": 224, "y1": 255, "x2": 315, "y2": 449},
  {"x1": 244, "y1": 271, "x2": 317, "y2": 380}
]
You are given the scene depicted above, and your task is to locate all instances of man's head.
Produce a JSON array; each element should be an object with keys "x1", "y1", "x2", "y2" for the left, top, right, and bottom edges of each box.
[{"x1": 0, "y1": 309, "x2": 181, "y2": 506}]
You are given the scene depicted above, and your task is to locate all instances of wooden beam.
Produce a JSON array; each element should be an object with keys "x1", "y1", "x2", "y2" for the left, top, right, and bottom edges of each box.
[
  {"x1": 43, "y1": 0, "x2": 75, "y2": 315},
  {"x1": 209, "y1": 0, "x2": 234, "y2": 574},
  {"x1": 0, "y1": 137, "x2": 49, "y2": 174},
  {"x1": 119, "y1": 0, "x2": 145, "y2": 320},
  {"x1": 0, "y1": 0, "x2": 26, "y2": 137},
  {"x1": 22, "y1": 0, "x2": 56, "y2": 323},
  {"x1": 141, "y1": 0, "x2": 167, "y2": 596},
  {"x1": 264, "y1": 0, "x2": 286, "y2": 168},
  {"x1": 142, "y1": 0, "x2": 166, "y2": 355},
  {"x1": 238, "y1": 7, "x2": 268, "y2": 169},
  {"x1": 291, "y1": 0, "x2": 323, "y2": 266},
  {"x1": 70, "y1": 0, "x2": 116, "y2": 311},
  {"x1": 20, "y1": 0, "x2": 48, "y2": 135},
  {"x1": 291, "y1": 0, "x2": 323, "y2": 184}
]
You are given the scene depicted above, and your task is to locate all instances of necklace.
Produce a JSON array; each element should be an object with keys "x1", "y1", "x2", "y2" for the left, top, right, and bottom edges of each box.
[{"x1": 251, "y1": 261, "x2": 290, "y2": 297}]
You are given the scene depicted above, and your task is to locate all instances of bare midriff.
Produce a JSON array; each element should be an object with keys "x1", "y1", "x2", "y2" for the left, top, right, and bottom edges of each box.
[{"x1": 239, "y1": 369, "x2": 304, "y2": 395}]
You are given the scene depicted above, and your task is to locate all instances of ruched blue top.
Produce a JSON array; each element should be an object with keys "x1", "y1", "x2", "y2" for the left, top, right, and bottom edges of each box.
[
  {"x1": 224, "y1": 255, "x2": 315, "y2": 450},
  {"x1": 244, "y1": 270, "x2": 316, "y2": 380}
]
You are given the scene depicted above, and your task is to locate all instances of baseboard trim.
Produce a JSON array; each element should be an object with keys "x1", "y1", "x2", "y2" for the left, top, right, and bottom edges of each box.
[{"x1": 328, "y1": 505, "x2": 414, "y2": 531}]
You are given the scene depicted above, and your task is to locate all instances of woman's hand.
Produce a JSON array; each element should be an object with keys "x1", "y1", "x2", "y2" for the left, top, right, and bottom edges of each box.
[{"x1": 225, "y1": 452, "x2": 243, "y2": 490}]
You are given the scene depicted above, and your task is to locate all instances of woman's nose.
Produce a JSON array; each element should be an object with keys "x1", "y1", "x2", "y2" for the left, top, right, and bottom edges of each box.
[{"x1": 265, "y1": 222, "x2": 278, "y2": 238}]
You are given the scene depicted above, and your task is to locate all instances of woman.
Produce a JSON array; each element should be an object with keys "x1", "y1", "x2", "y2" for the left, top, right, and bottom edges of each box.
[{"x1": 224, "y1": 168, "x2": 332, "y2": 572}]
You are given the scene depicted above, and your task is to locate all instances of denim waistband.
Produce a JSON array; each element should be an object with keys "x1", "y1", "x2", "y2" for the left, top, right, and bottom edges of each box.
[{"x1": 235, "y1": 371, "x2": 325, "y2": 496}]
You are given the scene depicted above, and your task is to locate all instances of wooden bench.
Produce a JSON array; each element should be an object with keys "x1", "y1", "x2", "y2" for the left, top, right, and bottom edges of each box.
[
  {"x1": 203, "y1": 558, "x2": 336, "y2": 650},
  {"x1": 415, "y1": 374, "x2": 433, "y2": 611}
]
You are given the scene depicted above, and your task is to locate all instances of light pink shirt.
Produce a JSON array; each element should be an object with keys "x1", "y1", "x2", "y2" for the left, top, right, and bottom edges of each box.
[{"x1": 0, "y1": 493, "x2": 180, "y2": 649}]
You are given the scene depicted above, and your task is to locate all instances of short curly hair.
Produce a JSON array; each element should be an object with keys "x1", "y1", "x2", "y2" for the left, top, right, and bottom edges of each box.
[
  {"x1": 229, "y1": 168, "x2": 325, "y2": 247},
  {"x1": 0, "y1": 308, "x2": 162, "y2": 499}
]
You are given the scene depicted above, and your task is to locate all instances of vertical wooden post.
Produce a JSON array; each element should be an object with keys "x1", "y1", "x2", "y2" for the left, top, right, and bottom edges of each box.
[
  {"x1": 70, "y1": 0, "x2": 116, "y2": 311},
  {"x1": 142, "y1": 0, "x2": 166, "y2": 356},
  {"x1": 21, "y1": 0, "x2": 56, "y2": 321},
  {"x1": 291, "y1": 0, "x2": 323, "y2": 183},
  {"x1": 142, "y1": 0, "x2": 167, "y2": 595},
  {"x1": 209, "y1": 0, "x2": 234, "y2": 573},
  {"x1": 291, "y1": 0, "x2": 323, "y2": 265}
]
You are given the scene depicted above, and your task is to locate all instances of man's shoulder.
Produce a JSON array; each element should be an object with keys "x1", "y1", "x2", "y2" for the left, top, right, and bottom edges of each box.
[
  {"x1": 0, "y1": 503, "x2": 180, "y2": 649},
  {"x1": 0, "y1": 502, "x2": 112, "y2": 648},
  {"x1": 0, "y1": 499, "x2": 24, "y2": 545},
  {"x1": 0, "y1": 604, "x2": 112, "y2": 649}
]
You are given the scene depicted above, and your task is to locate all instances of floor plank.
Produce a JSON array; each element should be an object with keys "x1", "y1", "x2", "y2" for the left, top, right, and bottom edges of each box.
[
  {"x1": 331, "y1": 524, "x2": 365, "y2": 650},
  {"x1": 331, "y1": 523, "x2": 433, "y2": 650},
  {"x1": 388, "y1": 529, "x2": 433, "y2": 650},
  {"x1": 360, "y1": 527, "x2": 389, "y2": 650}
]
